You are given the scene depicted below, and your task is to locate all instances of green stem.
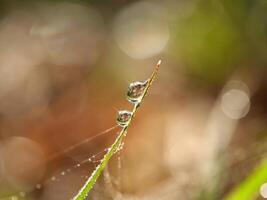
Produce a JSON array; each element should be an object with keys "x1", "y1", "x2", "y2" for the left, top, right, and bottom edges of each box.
[{"x1": 73, "y1": 60, "x2": 161, "y2": 200}]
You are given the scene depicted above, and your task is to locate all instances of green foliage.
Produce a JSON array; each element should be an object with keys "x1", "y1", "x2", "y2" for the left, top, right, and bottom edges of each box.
[
  {"x1": 172, "y1": 1, "x2": 244, "y2": 83},
  {"x1": 225, "y1": 160, "x2": 267, "y2": 200}
]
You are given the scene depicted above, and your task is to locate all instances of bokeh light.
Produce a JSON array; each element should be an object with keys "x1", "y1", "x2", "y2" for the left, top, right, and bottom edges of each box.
[
  {"x1": 113, "y1": 1, "x2": 169, "y2": 59},
  {"x1": 30, "y1": 2, "x2": 105, "y2": 66},
  {"x1": 1, "y1": 137, "x2": 46, "y2": 191},
  {"x1": 260, "y1": 183, "x2": 267, "y2": 198},
  {"x1": 221, "y1": 89, "x2": 250, "y2": 119}
]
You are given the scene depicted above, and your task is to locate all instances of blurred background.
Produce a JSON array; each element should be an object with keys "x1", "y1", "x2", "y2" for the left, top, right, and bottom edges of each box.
[{"x1": 0, "y1": 0, "x2": 266, "y2": 199}]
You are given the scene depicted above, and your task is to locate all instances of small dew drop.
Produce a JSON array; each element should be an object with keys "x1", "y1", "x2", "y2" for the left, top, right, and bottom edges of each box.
[
  {"x1": 77, "y1": 164, "x2": 81, "y2": 167},
  {"x1": 119, "y1": 142, "x2": 124, "y2": 150},
  {"x1": 61, "y1": 171, "x2": 65, "y2": 176},
  {"x1": 51, "y1": 176, "x2": 56, "y2": 181},
  {"x1": 127, "y1": 80, "x2": 148, "y2": 104},
  {"x1": 117, "y1": 110, "x2": 132, "y2": 127}
]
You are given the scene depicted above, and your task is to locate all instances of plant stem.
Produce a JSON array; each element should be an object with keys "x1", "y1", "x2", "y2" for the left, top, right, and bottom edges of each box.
[{"x1": 73, "y1": 60, "x2": 161, "y2": 200}]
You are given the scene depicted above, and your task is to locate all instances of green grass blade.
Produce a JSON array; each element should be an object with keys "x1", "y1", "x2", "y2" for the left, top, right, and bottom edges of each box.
[
  {"x1": 225, "y1": 159, "x2": 267, "y2": 200},
  {"x1": 73, "y1": 60, "x2": 161, "y2": 200}
]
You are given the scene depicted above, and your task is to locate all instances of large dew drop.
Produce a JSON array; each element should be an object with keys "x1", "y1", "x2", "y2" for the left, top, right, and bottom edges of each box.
[
  {"x1": 117, "y1": 110, "x2": 132, "y2": 127},
  {"x1": 127, "y1": 80, "x2": 148, "y2": 103}
]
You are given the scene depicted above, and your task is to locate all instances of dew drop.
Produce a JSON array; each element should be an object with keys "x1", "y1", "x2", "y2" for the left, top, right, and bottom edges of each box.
[
  {"x1": 117, "y1": 110, "x2": 132, "y2": 127},
  {"x1": 51, "y1": 176, "x2": 56, "y2": 181},
  {"x1": 127, "y1": 80, "x2": 148, "y2": 103},
  {"x1": 119, "y1": 142, "x2": 124, "y2": 151},
  {"x1": 61, "y1": 171, "x2": 65, "y2": 176}
]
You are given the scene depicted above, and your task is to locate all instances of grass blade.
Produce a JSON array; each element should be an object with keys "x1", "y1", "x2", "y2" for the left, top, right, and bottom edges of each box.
[
  {"x1": 73, "y1": 60, "x2": 161, "y2": 200},
  {"x1": 225, "y1": 159, "x2": 267, "y2": 200}
]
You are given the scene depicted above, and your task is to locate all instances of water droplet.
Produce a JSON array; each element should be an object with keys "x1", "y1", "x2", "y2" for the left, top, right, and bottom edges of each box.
[
  {"x1": 51, "y1": 176, "x2": 56, "y2": 181},
  {"x1": 117, "y1": 110, "x2": 132, "y2": 127},
  {"x1": 127, "y1": 80, "x2": 148, "y2": 103},
  {"x1": 77, "y1": 164, "x2": 80, "y2": 167},
  {"x1": 119, "y1": 142, "x2": 124, "y2": 150},
  {"x1": 61, "y1": 171, "x2": 65, "y2": 176}
]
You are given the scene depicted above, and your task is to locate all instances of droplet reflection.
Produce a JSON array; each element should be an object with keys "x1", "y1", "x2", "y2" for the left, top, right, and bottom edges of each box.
[
  {"x1": 117, "y1": 110, "x2": 132, "y2": 127},
  {"x1": 127, "y1": 80, "x2": 148, "y2": 104}
]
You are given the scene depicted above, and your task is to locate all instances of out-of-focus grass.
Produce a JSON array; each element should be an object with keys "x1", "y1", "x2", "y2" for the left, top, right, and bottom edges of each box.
[
  {"x1": 172, "y1": 1, "x2": 244, "y2": 84},
  {"x1": 225, "y1": 160, "x2": 267, "y2": 200}
]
